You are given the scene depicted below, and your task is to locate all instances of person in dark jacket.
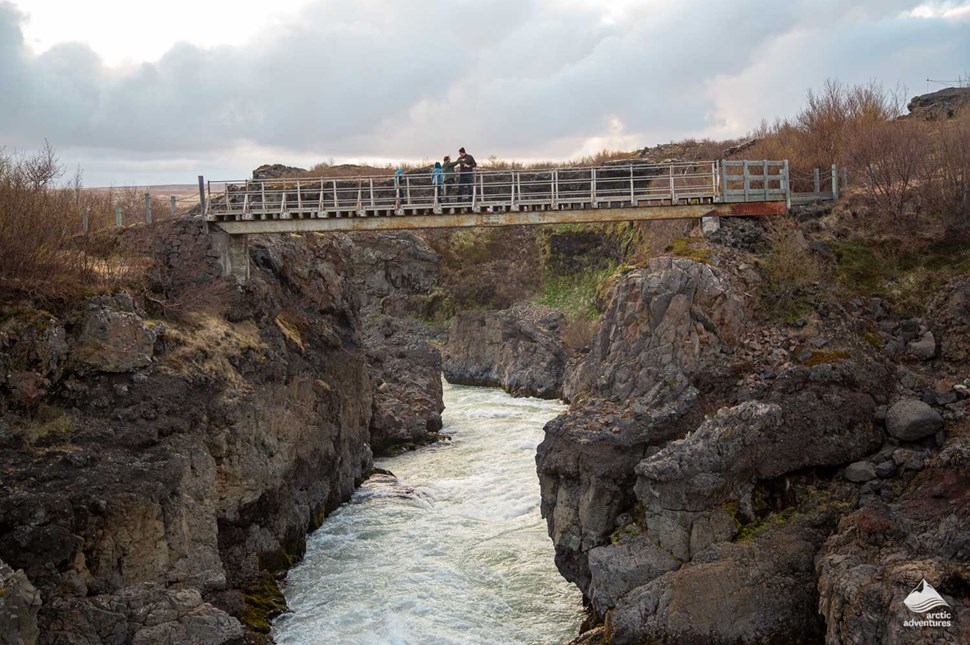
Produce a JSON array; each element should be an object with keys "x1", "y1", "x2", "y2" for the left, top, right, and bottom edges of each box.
[
  {"x1": 441, "y1": 155, "x2": 458, "y2": 203},
  {"x1": 456, "y1": 147, "x2": 477, "y2": 203}
]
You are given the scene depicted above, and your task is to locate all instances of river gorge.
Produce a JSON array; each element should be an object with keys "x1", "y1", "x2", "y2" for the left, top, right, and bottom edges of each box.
[{"x1": 273, "y1": 383, "x2": 583, "y2": 644}]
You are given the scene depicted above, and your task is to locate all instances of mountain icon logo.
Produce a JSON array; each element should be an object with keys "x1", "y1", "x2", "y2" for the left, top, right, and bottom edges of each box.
[{"x1": 904, "y1": 579, "x2": 951, "y2": 614}]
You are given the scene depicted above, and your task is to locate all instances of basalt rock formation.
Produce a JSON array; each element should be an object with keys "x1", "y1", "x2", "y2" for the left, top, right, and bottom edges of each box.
[
  {"x1": 0, "y1": 222, "x2": 374, "y2": 642},
  {"x1": 540, "y1": 226, "x2": 969, "y2": 644},
  {"x1": 349, "y1": 231, "x2": 446, "y2": 453},
  {"x1": 443, "y1": 305, "x2": 570, "y2": 399}
]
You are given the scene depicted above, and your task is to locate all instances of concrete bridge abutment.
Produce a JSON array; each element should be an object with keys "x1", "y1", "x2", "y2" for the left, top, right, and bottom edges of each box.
[{"x1": 211, "y1": 227, "x2": 250, "y2": 282}]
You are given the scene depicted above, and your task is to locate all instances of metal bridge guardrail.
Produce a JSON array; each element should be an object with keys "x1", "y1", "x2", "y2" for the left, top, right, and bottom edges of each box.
[{"x1": 204, "y1": 160, "x2": 792, "y2": 223}]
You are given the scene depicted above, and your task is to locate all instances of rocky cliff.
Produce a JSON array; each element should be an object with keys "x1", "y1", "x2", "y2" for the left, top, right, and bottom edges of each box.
[
  {"x1": 0, "y1": 222, "x2": 374, "y2": 642},
  {"x1": 538, "y1": 222, "x2": 970, "y2": 643},
  {"x1": 349, "y1": 231, "x2": 446, "y2": 454},
  {"x1": 443, "y1": 305, "x2": 570, "y2": 399}
]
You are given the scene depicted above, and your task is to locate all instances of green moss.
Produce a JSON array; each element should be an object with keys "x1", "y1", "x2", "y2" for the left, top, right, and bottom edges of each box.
[
  {"x1": 536, "y1": 262, "x2": 617, "y2": 319},
  {"x1": 831, "y1": 235, "x2": 970, "y2": 317},
  {"x1": 666, "y1": 237, "x2": 711, "y2": 263},
  {"x1": 863, "y1": 330, "x2": 883, "y2": 349},
  {"x1": 241, "y1": 573, "x2": 287, "y2": 634},
  {"x1": 736, "y1": 507, "x2": 799, "y2": 543}
]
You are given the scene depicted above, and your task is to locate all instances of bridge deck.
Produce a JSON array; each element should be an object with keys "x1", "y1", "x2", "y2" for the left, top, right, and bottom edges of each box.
[{"x1": 206, "y1": 160, "x2": 792, "y2": 233}]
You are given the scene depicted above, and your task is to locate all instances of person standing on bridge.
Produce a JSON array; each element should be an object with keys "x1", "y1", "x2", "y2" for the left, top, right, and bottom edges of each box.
[
  {"x1": 457, "y1": 147, "x2": 477, "y2": 203},
  {"x1": 442, "y1": 155, "x2": 458, "y2": 203},
  {"x1": 394, "y1": 168, "x2": 406, "y2": 206},
  {"x1": 431, "y1": 161, "x2": 444, "y2": 204}
]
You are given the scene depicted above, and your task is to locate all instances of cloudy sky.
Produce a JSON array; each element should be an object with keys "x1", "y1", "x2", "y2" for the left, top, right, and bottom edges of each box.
[{"x1": 1, "y1": 0, "x2": 968, "y2": 186}]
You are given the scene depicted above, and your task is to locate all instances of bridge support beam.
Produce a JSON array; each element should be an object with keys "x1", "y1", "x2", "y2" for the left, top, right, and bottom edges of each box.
[{"x1": 211, "y1": 228, "x2": 250, "y2": 282}]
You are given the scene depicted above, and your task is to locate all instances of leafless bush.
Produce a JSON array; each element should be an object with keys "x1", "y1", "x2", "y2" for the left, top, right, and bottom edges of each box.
[{"x1": 759, "y1": 218, "x2": 824, "y2": 320}]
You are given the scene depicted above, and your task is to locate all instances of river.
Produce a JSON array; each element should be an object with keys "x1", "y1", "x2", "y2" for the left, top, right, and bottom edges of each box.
[{"x1": 272, "y1": 382, "x2": 584, "y2": 644}]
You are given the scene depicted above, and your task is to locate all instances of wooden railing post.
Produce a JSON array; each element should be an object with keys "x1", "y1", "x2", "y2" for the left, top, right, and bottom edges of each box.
[
  {"x1": 170, "y1": 196, "x2": 177, "y2": 218},
  {"x1": 553, "y1": 169, "x2": 559, "y2": 208},
  {"x1": 831, "y1": 164, "x2": 839, "y2": 200},
  {"x1": 669, "y1": 164, "x2": 676, "y2": 203},
  {"x1": 783, "y1": 160, "x2": 791, "y2": 209},
  {"x1": 743, "y1": 161, "x2": 751, "y2": 201},
  {"x1": 763, "y1": 160, "x2": 769, "y2": 201},
  {"x1": 813, "y1": 168, "x2": 821, "y2": 194},
  {"x1": 629, "y1": 165, "x2": 635, "y2": 204},
  {"x1": 591, "y1": 168, "x2": 597, "y2": 205},
  {"x1": 115, "y1": 207, "x2": 122, "y2": 227},
  {"x1": 333, "y1": 180, "x2": 339, "y2": 209}
]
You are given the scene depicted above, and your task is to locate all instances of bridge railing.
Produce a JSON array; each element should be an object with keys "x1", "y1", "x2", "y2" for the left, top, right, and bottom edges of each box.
[{"x1": 205, "y1": 160, "x2": 790, "y2": 221}]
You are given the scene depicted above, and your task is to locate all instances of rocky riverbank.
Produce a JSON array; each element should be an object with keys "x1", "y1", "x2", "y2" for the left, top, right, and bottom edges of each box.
[
  {"x1": 537, "y1": 218, "x2": 970, "y2": 643},
  {"x1": 0, "y1": 223, "x2": 449, "y2": 643}
]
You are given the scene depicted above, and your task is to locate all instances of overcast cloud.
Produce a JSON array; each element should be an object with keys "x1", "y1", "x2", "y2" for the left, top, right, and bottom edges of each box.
[{"x1": 1, "y1": 0, "x2": 968, "y2": 185}]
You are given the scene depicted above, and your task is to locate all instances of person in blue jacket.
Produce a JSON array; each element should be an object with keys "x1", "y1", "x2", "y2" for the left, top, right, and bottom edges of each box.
[{"x1": 431, "y1": 161, "x2": 444, "y2": 204}]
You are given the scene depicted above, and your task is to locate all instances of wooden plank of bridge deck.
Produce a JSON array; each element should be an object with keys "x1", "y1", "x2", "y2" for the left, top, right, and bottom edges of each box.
[{"x1": 213, "y1": 201, "x2": 786, "y2": 235}]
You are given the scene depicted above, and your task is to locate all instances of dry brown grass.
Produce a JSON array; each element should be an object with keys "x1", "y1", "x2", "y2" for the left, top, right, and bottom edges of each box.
[{"x1": 758, "y1": 218, "x2": 825, "y2": 321}]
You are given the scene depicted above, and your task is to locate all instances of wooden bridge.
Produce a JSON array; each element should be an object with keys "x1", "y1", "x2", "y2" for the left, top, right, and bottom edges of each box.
[
  {"x1": 206, "y1": 160, "x2": 794, "y2": 234},
  {"x1": 203, "y1": 159, "x2": 836, "y2": 279}
]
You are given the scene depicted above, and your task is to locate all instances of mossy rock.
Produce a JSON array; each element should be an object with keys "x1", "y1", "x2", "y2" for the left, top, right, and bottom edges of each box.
[{"x1": 241, "y1": 573, "x2": 288, "y2": 634}]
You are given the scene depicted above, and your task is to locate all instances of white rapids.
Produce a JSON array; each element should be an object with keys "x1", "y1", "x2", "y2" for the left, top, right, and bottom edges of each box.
[{"x1": 272, "y1": 382, "x2": 584, "y2": 644}]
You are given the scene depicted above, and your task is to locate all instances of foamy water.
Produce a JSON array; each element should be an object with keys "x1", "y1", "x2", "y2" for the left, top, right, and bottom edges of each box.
[{"x1": 272, "y1": 382, "x2": 583, "y2": 644}]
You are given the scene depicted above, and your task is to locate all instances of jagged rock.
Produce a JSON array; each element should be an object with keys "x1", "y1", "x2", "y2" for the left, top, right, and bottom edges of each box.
[
  {"x1": 907, "y1": 87, "x2": 970, "y2": 120},
  {"x1": 0, "y1": 559, "x2": 41, "y2": 645},
  {"x1": 364, "y1": 315, "x2": 444, "y2": 454},
  {"x1": 587, "y1": 536, "x2": 679, "y2": 616},
  {"x1": 41, "y1": 584, "x2": 243, "y2": 644},
  {"x1": 537, "y1": 395, "x2": 696, "y2": 592},
  {"x1": 874, "y1": 460, "x2": 897, "y2": 478},
  {"x1": 350, "y1": 232, "x2": 443, "y2": 318},
  {"x1": 347, "y1": 232, "x2": 446, "y2": 453},
  {"x1": 845, "y1": 461, "x2": 877, "y2": 482},
  {"x1": 563, "y1": 257, "x2": 745, "y2": 403},
  {"x1": 635, "y1": 396, "x2": 880, "y2": 560},
  {"x1": 817, "y1": 428, "x2": 970, "y2": 644},
  {"x1": 252, "y1": 163, "x2": 306, "y2": 180},
  {"x1": 608, "y1": 517, "x2": 830, "y2": 645},
  {"x1": 72, "y1": 293, "x2": 158, "y2": 373},
  {"x1": 444, "y1": 305, "x2": 569, "y2": 399},
  {"x1": 0, "y1": 227, "x2": 375, "y2": 640},
  {"x1": 886, "y1": 399, "x2": 944, "y2": 441},
  {"x1": 908, "y1": 331, "x2": 937, "y2": 360},
  {"x1": 0, "y1": 312, "x2": 68, "y2": 407}
]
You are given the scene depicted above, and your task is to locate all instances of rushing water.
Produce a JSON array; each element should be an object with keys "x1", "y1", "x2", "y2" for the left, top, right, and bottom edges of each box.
[{"x1": 273, "y1": 382, "x2": 584, "y2": 644}]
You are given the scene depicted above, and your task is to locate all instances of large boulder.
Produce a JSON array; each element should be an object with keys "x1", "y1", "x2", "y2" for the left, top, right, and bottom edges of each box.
[
  {"x1": 444, "y1": 305, "x2": 569, "y2": 399},
  {"x1": 886, "y1": 398, "x2": 944, "y2": 441}
]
